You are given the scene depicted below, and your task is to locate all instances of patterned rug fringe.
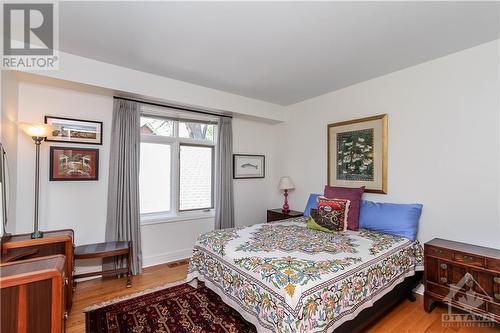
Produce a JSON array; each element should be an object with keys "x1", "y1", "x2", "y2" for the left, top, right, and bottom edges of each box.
[{"x1": 83, "y1": 278, "x2": 189, "y2": 312}]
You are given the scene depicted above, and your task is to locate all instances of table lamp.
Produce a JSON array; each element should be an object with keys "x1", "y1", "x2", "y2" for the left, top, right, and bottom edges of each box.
[
  {"x1": 278, "y1": 176, "x2": 295, "y2": 213},
  {"x1": 20, "y1": 122, "x2": 52, "y2": 239}
]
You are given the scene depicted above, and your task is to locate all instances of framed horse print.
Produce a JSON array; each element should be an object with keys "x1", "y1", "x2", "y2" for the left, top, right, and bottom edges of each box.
[{"x1": 50, "y1": 147, "x2": 99, "y2": 181}]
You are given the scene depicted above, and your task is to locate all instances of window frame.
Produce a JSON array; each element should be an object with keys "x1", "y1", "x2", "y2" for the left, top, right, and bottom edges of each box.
[{"x1": 139, "y1": 114, "x2": 217, "y2": 225}]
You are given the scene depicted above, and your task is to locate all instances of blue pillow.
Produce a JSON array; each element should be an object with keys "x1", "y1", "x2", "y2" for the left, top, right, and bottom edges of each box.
[
  {"x1": 304, "y1": 193, "x2": 321, "y2": 217},
  {"x1": 359, "y1": 200, "x2": 423, "y2": 240}
]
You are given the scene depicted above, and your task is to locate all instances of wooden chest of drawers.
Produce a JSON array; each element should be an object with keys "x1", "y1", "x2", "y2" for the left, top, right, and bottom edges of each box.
[
  {"x1": 1, "y1": 229, "x2": 74, "y2": 311},
  {"x1": 0, "y1": 255, "x2": 67, "y2": 333},
  {"x1": 424, "y1": 238, "x2": 500, "y2": 323}
]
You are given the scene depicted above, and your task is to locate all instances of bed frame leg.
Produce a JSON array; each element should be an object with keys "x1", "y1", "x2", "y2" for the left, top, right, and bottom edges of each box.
[{"x1": 407, "y1": 291, "x2": 416, "y2": 302}]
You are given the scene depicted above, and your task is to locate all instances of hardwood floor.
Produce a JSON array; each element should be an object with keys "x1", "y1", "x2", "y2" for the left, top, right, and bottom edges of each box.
[{"x1": 67, "y1": 262, "x2": 498, "y2": 333}]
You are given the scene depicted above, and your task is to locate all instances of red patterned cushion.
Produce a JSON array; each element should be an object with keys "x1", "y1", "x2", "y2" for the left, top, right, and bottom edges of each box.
[
  {"x1": 324, "y1": 186, "x2": 365, "y2": 230},
  {"x1": 310, "y1": 197, "x2": 350, "y2": 232}
]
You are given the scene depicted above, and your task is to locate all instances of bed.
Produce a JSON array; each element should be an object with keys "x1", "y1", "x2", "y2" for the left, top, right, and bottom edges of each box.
[{"x1": 187, "y1": 216, "x2": 424, "y2": 333}]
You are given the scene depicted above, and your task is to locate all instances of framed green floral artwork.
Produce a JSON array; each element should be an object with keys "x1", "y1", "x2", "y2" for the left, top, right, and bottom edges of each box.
[{"x1": 327, "y1": 114, "x2": 387, "y2": 194}]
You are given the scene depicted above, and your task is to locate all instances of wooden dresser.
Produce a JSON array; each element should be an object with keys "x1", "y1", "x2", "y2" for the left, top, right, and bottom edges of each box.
[
  {"x1": 424, "y1": 238, "x2": 500, "y2": 322},
  {"x1": 0, "y1": 255, "x2": 67, "y2": 333},
  {"x1": 1, "y1": 229, "x2": 75, "y2": 311}
]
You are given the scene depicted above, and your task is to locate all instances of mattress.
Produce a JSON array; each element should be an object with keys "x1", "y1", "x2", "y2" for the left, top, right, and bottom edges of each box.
[{"x1": 187, "y1": 217, "x2": 423, "y2": 333}]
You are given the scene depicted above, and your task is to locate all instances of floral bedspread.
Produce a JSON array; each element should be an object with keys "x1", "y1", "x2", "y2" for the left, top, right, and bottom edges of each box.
[{"x1": 187, "y1": 217, "x2": 423, "y2": 333}]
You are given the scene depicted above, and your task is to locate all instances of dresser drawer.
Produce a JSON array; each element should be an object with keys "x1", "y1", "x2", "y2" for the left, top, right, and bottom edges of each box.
[
  {"x1": 487, "y1": 258, "x2": 500, "y2": 271},
  {"x1": 427, "y1": 282, "x2": 449, "y2": 297},
  {"x1": 426, "y1": 245, "x2": 453, "y2": 260},
  {"x1": 454, "y1": 252, "x2": 484, "y2": 267},
  {"x1": 490, "y1": 302, "x2": 500, "y2": 316}
]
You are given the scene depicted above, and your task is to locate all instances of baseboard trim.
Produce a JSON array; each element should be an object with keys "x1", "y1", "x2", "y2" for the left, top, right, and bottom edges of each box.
[
  {"x1": 142, "y1": 248, "x2": 193, "y2": 268},
  {"x1": 74, "y1": 249, "x2": 192, "y2": 282}
]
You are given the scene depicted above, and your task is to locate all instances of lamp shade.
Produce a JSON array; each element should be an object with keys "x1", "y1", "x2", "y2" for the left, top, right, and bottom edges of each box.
[
  {"x1": 278, "y1": 176, "x2": 295, "y2": 190},
  {"x1": 19, "y1": 122, "x2": 52, "y2": 138}
]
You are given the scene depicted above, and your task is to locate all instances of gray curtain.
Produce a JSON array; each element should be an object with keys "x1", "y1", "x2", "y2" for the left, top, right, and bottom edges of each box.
[
  {"x1": 105, "y1": 99, "x2": 142, "y2": 274},
  {"x1": 214, "y1": 117, "x2": 234, "y2": 229}
]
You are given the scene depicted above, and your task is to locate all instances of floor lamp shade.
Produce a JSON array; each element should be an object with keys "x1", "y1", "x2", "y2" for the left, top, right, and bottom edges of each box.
[{"x1": 20, "y1": 123, "x2": 52, "y2": 138}]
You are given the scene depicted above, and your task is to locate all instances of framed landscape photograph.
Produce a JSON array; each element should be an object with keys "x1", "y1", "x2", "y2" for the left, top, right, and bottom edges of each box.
[
  {"x1": 50, "y1": 147, "x2": 99, "y2": 181},
  {"x1": 327, "y1": 114, "x2": 387, "y2": 193},
  {"x1": 233, "y1": 154, "x2": 265, "y2": 179},
  {"x1": 45, "y1": 116, "x2": 103, "y2": 145}
]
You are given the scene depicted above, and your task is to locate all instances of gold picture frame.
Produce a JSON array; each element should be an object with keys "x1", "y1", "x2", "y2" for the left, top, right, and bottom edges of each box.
[{"x1": 327, "y1": 114, "x2": 388, "y2": 194}]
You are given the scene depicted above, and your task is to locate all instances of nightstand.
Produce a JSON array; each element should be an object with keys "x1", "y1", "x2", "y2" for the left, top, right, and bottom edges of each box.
[{"x1": 267, "y1": 209, "x2": 303, "y2": 222}]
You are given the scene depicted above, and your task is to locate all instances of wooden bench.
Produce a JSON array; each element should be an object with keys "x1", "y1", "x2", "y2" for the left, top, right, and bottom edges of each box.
[{"x1": 74, "y1": 241, "x2": 132, "y2": 288}]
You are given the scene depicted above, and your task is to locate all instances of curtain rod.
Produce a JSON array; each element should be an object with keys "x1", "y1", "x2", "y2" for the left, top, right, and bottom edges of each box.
[{"x1": 113, "y1": 96, "x2": 232, "y2": 119}]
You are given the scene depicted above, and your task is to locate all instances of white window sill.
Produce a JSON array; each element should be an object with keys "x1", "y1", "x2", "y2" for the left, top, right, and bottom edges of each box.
[{"x1": 141, "y1": 212, "x2": 215, "y2": 226}]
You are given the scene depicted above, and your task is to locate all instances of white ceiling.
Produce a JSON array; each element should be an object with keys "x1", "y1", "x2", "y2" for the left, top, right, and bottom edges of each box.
[{"x1": 59, "y1": 2, "x2": 500, "y2": 106}]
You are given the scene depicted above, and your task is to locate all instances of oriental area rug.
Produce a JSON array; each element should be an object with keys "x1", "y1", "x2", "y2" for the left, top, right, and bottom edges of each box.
[{"x1": 85, "y1": 282, "x2": 256, "y2": 333}]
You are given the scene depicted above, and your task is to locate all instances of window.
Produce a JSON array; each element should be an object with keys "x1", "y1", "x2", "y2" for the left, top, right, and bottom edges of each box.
[
  {"x1": 179, "y1": 144, "x2": 214, "y2": 211},
  {"x1": 140, "y1": 116, "x2": 174, "y2": 137},
  {"x1": 139, "y1": 109, "x2": 216, "y2": 222},
  {"x1": 139, "y1": 143, "x2": 171, "y2": 214}
]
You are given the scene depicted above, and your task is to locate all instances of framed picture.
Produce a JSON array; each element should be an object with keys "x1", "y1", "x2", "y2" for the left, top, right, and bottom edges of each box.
[
  {"x1": 233, "y1": 154, "x2": 265, "y2": 179},
  {"x1": 50, "y1": 146, "x2": 99, "y2": 181},
  {"x1": 45, "y1": 116, "x2": 103, "y2": 145},
  {"x1": 327, "y1": 114, "x2": 387, "y2": 194}
]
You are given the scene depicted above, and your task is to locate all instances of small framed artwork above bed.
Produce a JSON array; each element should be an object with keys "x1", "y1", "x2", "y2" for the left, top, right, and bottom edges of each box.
[
  {"x1": 233, "y1": 154, "x2": 265, "y2": 179},
  {"x1": 327, "y1": 114, "x2": 388, "y2": 194}
]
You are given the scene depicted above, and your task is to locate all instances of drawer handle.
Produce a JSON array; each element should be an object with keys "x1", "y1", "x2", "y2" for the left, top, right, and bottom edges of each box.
[
  {"x1": 433, "y1": 249, "x2": 443, "y2": 254},
  {"x1": 64, "y1": 311, "x2": 68, "y2": 320},
  {"x1": 64, "y1": 277, "x2": 69, "y2": 286},
  {"x1": 464, "y1": 273, "x2": 474, "y2": 288},
  {"x1": 495, "y1": 293, "x2": 500, "y2": 301},
  {"x1": 494, "y1": 277, "x2": 500, "y2": 284},
  {"x1": 440, "y1": 263, "x2": 448, "y2": 270},
  {"x1": 463, "y1": 255, "x2": 474, "y2": 261},
  {"x1": 440, "y1": 277, "x2": 448, "y2": 284}
]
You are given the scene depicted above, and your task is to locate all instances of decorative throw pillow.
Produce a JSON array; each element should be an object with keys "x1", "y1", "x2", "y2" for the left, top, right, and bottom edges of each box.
[
  {"x1": 307, "y1": 197, "x2": 350, "y2": 233},
  {"x1": 304, "y1": 193, "x2": 321, "y2": 217},
  {"x1": 307, "y1": 211, "x2": 335, "y2": 234},
  {"x1": 359, "y1": 200, "x2": 423, "y2": 241},
  {"x1": 324, "y1": 185, "x2": 365, "y2": 231}
]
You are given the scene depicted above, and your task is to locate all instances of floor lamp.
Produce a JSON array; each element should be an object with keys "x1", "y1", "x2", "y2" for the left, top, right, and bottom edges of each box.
[{"x1": 21, "y1": 123, "x2": 51, "y2": 239}]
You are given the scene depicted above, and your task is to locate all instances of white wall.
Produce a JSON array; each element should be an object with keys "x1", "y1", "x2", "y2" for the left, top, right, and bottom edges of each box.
[
  {"x1": 233, "y1": 117, "x2": 282, "y2": 227},
  {"x1": 0, "y1": 71, "x2": 19, "y2": 234},
  {"x1": 280, "y1": 40, "x2": 500, "y2": 248},
  {"x1": 13, "y1": 79, "x2": 282, "y2": 271},
  {"x1": 16, "y1": 82, "x2": 112, "y2": 244}
]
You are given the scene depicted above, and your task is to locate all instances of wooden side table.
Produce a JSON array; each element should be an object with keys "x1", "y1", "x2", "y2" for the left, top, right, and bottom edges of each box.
[
  {"x1": 74, "y1": 241, "x2": 132, "y2": 288},
  {"x1": 267, "y1": 209, "x2": 303, "y2": 222}
]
